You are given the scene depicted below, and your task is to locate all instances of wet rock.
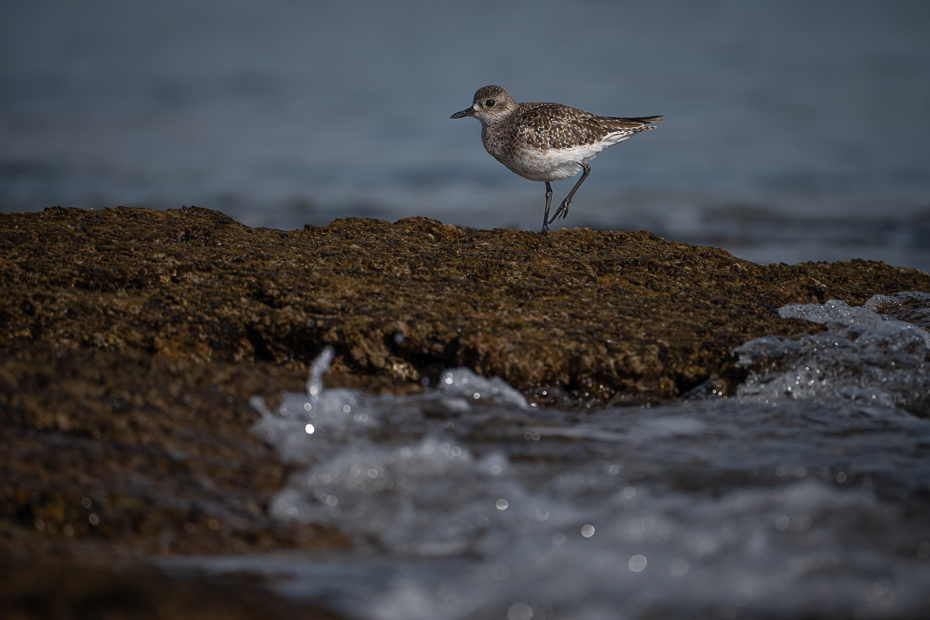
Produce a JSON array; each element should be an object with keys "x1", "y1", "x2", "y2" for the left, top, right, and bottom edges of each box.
[
  {"x1": 0, "y1": 561, "x2": 343, "y2": 620},
  {"x1": 3, "y1": 206, "x2": 927, "y2": 404},
  {"x1": 0, "y1": 345, "x2": 349, "y2": 558}
]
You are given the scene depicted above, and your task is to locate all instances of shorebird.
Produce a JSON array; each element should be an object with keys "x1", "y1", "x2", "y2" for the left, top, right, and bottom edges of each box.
[{"x1": 452, "y1": 85, "x2": 661, "y2": 233}]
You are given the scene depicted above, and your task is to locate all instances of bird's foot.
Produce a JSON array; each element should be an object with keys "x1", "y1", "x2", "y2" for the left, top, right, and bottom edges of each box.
[{"x1": 548, "y1": 202, "x2": 570, "y2": 225}]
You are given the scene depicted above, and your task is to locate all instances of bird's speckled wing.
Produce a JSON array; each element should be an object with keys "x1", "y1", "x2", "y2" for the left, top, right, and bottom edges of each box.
[{"x1": 508, "y1": 103, "x2": 660, "y2": 151}]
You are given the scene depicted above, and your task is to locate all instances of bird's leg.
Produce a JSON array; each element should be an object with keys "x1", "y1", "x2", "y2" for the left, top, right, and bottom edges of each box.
[
  {"x1": 549, "y1": 162, "x2": 591, "y2": 225},
  {"x1": 541, "y1": 181, "x2": 553, "y2": 233}
]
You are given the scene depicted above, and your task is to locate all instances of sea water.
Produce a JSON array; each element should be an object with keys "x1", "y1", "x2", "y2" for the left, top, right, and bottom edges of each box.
[{"x1": 161, "y1": 292, "x2": 930, "y2": 619}]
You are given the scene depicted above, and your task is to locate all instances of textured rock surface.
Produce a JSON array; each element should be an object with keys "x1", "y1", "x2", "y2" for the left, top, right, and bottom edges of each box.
[{"x1": 4, "y1": 206, "x2": 929, "y2": 402}]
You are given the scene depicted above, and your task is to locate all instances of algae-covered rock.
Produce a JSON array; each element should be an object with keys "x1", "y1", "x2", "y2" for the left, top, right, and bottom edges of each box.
[{"x1": 3, "y1": 206, "x2": 928, "y2": 403}]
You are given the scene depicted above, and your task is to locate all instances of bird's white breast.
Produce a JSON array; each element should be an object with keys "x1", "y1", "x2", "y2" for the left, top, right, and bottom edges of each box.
[{"x1": 488, "y1": 133, "x2": 632, "y2": 182}]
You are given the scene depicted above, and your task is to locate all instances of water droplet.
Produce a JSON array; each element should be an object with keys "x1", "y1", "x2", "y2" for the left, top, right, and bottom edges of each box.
[
  {"x1": 628, "y1": 554, "x2": 647, "y2": 572},
  {"x1": 507, "y1": 602, "x2": 534, "y2": 620},
  {"x1": 496, "y1": 499, "x2": 509, "y2": 510},
  {"x1": 917, "y1": 542, "x2": 930, "y2": 558}
]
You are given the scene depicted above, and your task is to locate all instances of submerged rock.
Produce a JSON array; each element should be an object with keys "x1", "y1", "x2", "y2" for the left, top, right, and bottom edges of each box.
[{"x1": 0, "y1": 561, "x2": 342, "y2": 620}]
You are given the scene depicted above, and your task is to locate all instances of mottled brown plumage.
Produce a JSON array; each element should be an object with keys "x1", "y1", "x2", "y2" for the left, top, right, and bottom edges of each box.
[{"x1": 452, "y1": 85, "x2": 661, "y2": 232}]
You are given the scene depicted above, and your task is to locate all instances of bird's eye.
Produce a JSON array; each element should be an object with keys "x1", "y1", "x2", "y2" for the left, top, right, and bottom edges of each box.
[{"x1": 485, "y1": 99, "x2": 495, "y2": 107}]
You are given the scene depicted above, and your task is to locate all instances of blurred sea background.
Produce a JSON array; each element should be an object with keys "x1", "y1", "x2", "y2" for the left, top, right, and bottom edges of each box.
[{"x1": 2, "y1": 0, "x2": 929, "y2": 270}]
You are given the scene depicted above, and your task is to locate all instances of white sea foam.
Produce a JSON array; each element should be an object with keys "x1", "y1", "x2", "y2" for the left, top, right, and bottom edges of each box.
[
  {"x1": 437, "y1": 367, "x2": 532, "y2": 410},
  {"x1": 734, "y1": 294, "x2": 930, "y2": 415}
]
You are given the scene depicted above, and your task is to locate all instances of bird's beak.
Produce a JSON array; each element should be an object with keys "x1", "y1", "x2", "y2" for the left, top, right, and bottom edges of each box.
[{"x1": 451, "y1": 107, "x2": 475, "y2": 119}]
